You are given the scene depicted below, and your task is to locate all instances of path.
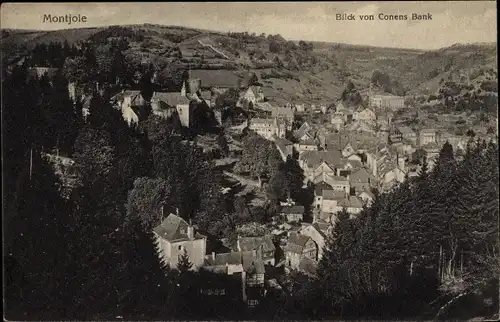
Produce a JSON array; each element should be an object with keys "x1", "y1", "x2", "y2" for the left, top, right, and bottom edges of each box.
[{"x1": 198, "y1": 39, "x2": 230, "y2": 59}]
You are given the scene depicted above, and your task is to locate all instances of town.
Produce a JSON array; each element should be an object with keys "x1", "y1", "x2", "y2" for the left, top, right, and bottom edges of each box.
[{"x1": 2, "y1": 3, "x2": 498, "y2": 321}]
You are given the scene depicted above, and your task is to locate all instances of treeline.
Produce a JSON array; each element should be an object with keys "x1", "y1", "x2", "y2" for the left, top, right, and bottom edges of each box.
[
  {"x1": 27, "y1": 41, "x2": 81, "y2": 68},
  {"x1": 283, "y1": 140, "x2": 499, "y2": 319}
]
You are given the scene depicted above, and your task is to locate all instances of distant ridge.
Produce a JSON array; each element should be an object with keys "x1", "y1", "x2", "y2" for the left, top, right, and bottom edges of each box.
[{"x1": 1, "y1": 24, "x2": 496, "y2": 51}]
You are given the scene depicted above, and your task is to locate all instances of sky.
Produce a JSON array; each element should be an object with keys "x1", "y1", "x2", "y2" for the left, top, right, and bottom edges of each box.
[{"x1": 1, "y1": 1, "x2": 497, "y2": 50}]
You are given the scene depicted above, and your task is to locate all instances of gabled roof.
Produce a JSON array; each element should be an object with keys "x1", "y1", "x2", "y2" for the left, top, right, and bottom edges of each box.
[
  {"x1": 152, "y1": 92, "x2": 191, "y2": 106},
  {"x1": 111, "y1": 90, "x2": 145, "y2": 107},
  {"x1": 338, "y1": 196, "x2": 363, "y2": 208},
  {"x1": 205, "y1": 251, "x2": 242, "y2": 266},
  {"x1": 272, "y1": 106, "x2": 294, "y2": 118},
  {"x1": 327, "y1": 175, "x2": 349, "y2": 183},
  {"x1": 284, "y1": 232, "x2": 313, "y2": 254},
  {"x1": 299, "y1": 150, "x2": 343, "y2": 168},
  {"x1": 397, "y1": 126, "x2": 416, "y2": 135},
  {"x1": 238, "y1": 235, "x2": 275, "y2": 253},
  {"x1": 349, "y1": 168, "x2": 373, "y2": 183},
  {"x1": 314, "y1": 181, "x2": 333, "y2": 195},
  {"x1": 281, "y1": 205, "x2": 305, "y2": 214},
  {"x1": 153, "y1": 214, "x2": 204, "y2": 242},
  {"x1": 325, "y1": 132, "x2": 351, "y2": 151},
  {"x1": 298, "y1": 138, "x2": 317, "y2": 146},
  {"x1": 322, "y1": 190, "x2": 346, "y2": 200},
  {"x1": 311, "y1": 222, "x2": 330, "y2": 237},
  {"x1": 339, "y1": 159, "x2": 363, "y2": 169},
  {"x1": 358, "y1": 190, "x2": 375, "y2": 200}
]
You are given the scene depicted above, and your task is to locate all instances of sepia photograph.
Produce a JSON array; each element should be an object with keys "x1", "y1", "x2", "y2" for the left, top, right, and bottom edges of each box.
[{"x1": 1, "y1": 1, "x2": 498, "y2": 320}]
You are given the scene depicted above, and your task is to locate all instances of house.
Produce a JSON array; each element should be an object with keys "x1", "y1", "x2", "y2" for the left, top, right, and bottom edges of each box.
[
  {"x1": 314, "y1": 181, "x2": 334, "y2": 210},
  {"x1": 338, "y1": 158, "x2": 363, "y2": 173},
  {"x1": 204, "y1": 251, "x2": 245, "y2": 275},
  {"x1": 274, "y1": 137, "x2": 294, "y2": 162},
  {"x1": 357, "y1": 190, "x2": 375, "y2": 206},
  {"x1": 341, "y1": 142, "x2": 357, "y2": 158},
  {"x1": 349, "y1": 120, "x2": 376, "y2": 134},
  {"x1": 321, "y1": 132, "x2": 351, "y2": 151},
  {"x1": 153, "y1": 212, "x2": 207, "y2": 270},
  {"x1": 335, "y1": 101, "x2": 349, "y2": 112},
  {"x1": 398, "y1": 126, "x2": 417, "y2": 144},
  {"x1": 28, "y1": 67, "x2": 59, "y2": 80},
  {"x1": 203, "y1": 250, "x2": 266, "y2": 306},
  {"x1": 241, "y1": 86, "x2": 265, "y2": 104},
  {"x1": 318, "y1": 189, "x2": 347, "y2": 214},
  {"x1": 254, "y1": 101, "x2": 274, "y2": 112},
  {"x1": 284, "y1": 232, "x2": 318, "y2": 272},
  {"x1": 271, "y1": 106, "x2": 295, "y2": 130},
  {"x1": 280, "y1": 205, "x2": 305, "y2": 223},
  {"x1": 111, "y1": 90, "x2": 149, "y2": 126},
  {"x1": 299, "y1": 224, "x2": 328, "y2": 260},
  {"x1": 378, "y1": 158, "x2": 407, "y2": 191},
  {"x1": 349, "y1": 168, "x2": 376, "y2": 193},
  {"x1": 299, "y1": 150, "x2": 343, "y2": 182},
  {"x1": 353, "y1": 107, "x2": 376, "y2": 122},
  {"x1": 369, "y1": 94, "x2": 405, "y2": 110},
  {"x1": 419, "y1": 128, "x2": 437, "y2": 146},
  {"x1": 294, "y1": 103, "x2": 306, "y2": 113},
  {"x1": 237, "y1": 235, "x2": 276, "y2": 266},
  {"x1": 151, "y1": 91, "x2": 191, "y2": 127},
  {"x1": 294, "y1": 138, "x2": 318, "y2": 154},
  {"x1": 323, "y1": 174, "x2": 350, "y2": 193},
  {"x1": 249, "y1": 118, "x2": 286, "y2": 140},
  {"x1": 336, "y1": 196, "x2": 364, "y2": 217},
  {"x1": 331, "y1": 115, "x2": 345, "y2": 131},
  {"x1": 68, "y1": 82, "x2": 85, "y2": 102}
]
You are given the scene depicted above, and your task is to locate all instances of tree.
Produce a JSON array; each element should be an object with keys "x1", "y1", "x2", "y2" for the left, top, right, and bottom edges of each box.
[
  {"x1": 177, "y1": 249, "x2": 193, "y2": 273},
  {"x1": 267, "y1": 169, "x2": 289, "y2": 202},
  {"x1": 216, "y1": 133, "x2": 229, "y2": 157},
  {"x1": 466, "y1": 129, "x2": 476, "y2": 137},
  {"x1": 269, "y1": 39, "x2": 282, "y2": 53},
  {"x1": 72, "y1": 126, "x2": 116, "y2": 183},
  {"x1": 118, "y1": 218, "x2": 173, "y2": 319},
  {"x1": 5, "y1": 151, "x2": 74, "y2": 319},
  {"x1": 126, "y1": 177, "x2": 172, "y2": 231}
]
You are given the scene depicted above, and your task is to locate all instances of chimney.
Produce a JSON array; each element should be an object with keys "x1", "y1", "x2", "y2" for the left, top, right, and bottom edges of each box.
[{"x1": 187, "y1": 225, "x2": 194, "y2": 239}]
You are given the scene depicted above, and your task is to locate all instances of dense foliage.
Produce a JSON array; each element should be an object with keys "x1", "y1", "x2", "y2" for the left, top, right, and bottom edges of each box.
[{"x1": 287, "y1": 141, "x2": 499, "y2": 319}]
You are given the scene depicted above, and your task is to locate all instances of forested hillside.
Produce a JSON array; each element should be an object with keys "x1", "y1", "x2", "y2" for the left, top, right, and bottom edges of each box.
[{"x1": 3, "y1": 25, "x2": 497, "y2": 109}]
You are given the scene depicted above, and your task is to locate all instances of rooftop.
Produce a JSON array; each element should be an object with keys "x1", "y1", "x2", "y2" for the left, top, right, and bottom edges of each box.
[
  {"x1": 153, "y1": 213, "x2": 205, "y2": 242},
  {"x1": 152, "y1": 92, "x2": 191, "y2": 106}
]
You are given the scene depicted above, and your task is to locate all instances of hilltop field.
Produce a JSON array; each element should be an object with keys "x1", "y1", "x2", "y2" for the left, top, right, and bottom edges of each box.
[{"x1": 1, "y1": 24, "x2": 497, "y2": 112}]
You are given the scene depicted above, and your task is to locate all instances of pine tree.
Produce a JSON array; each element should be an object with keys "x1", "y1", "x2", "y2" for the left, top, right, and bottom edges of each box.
[
  {"x1": 5, "y1": 151, "x2": 74, "y2": 319},
  {"x1": 177, "y1": 249, "x2": 193, "y2": 273}
]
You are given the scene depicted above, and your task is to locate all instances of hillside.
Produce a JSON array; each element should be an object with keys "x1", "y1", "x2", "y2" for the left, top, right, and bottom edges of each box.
[{"x1": 2, "y1": 25, "x2": 497, "y2": 107}]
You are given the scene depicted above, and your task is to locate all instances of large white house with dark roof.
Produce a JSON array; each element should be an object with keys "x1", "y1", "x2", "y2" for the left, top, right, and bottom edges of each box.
[{"x1": 153, "y1": 212, "x2": 207, "y2": 270}]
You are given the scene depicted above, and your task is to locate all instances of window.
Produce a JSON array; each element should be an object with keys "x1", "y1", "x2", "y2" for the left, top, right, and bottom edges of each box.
[{"x1": 177, "y1": 245, "x2": 183, "y2": 251}]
